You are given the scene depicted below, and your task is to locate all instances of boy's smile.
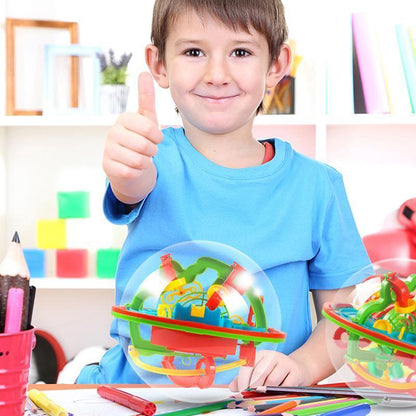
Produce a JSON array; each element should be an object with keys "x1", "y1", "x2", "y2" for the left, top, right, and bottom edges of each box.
[{"x1": 151, "y1": 10, "x2": 285, "y2": 140}]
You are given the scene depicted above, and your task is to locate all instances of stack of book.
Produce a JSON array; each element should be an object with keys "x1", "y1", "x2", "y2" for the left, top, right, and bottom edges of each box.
[
  {"x1": 352, "y1": 12, "x2": 415, "y2": 114},
  {"x1": 327, "y1": 12, "x2": 416, "y2": 115}
]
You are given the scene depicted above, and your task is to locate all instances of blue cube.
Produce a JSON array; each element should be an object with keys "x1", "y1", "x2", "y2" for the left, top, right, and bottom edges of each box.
[{"x1": 23, "y1": 249, "x2": 46, "y2": 278}]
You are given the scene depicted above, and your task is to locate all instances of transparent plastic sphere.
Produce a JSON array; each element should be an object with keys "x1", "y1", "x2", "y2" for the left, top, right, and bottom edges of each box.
[
  {"x1": 324, "y1": 259, "x2": 416, "y2": 408},
  {"x1": 114, "y1": 240, "x2": 283, "y2": 402}
]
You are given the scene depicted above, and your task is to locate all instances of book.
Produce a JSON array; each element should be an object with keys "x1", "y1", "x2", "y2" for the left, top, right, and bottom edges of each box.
[
  {"x1": 376, "y1": 18, "x2": 412, "y2": 114},
  {"x1": 352, "y1": 36, "x2": 366, "y2": 114},
  {"x1": 351, "y1": 12, "x2": 390, "y2": 114},
  {"x1": 396, "y1": 24, "x2": 416, "y2": 113}
]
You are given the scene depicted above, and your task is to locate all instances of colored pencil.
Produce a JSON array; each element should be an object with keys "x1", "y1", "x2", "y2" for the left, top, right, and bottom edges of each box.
[
  {"x1": 0, "y1": 232, "x2": 30, "y2": 333},
  {"x1": 252, "y1": 385, "x2": 415, "y2": 401},
  {"x1": 284, "y1": 398, "x2": 374, "y2": 416},
  {"x1": 237, "y1": 394, "x2": 299, "y2": 402},
  {"x1": 319, "y1": 402, "x2": 371, "y2": 416},
  {"x1": 291, "y1": 397, "x2": 358, "y2": 410},
  {"x1": 156, "y1": 399, "x2": 234, "y2": 416},
  {"x1": 26, "y1": 285, "x2": 36, "y2": 329},
  {"x1": 244, "y1": 396, "x2": 328, "y2": 411},
  {"x1": 258, "y1": 400, "x2": 300, "y2": 415}
]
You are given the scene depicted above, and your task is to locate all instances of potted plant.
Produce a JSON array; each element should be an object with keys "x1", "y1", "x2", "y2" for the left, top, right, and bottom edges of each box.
[{"x1": 97, "y1": 49, "x2": 132, "y2": 114}]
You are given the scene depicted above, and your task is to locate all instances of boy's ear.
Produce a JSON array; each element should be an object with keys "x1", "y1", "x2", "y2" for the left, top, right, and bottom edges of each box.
[
  {"x1": 266, "y1": 43, "x2": 292, "y2": 88},
  {"x1": 145, "y1": 44, "x2": 169, "y2": 89}
]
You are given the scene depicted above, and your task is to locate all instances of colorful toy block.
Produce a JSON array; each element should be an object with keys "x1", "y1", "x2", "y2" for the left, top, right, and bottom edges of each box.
[
  {"x1": 23, "y1": 248, "x2": 46, "y2": 277},
  {"x1": 56, "y1": 249, "x2": 88, "y2": 278},
  {"x1": 96, "y1": 248, "x2": 120, "y2": 278},
  {"x1": 57, "y1": 191, "x2": 90, "y2": 219},
  {"x1": 37, "y1": 219, "x2": 67, "y2": 249}
]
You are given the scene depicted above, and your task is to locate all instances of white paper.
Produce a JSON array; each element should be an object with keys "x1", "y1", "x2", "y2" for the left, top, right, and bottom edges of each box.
[{"x1": 25, "y1": 387, "x2": 241, "y2": 416}]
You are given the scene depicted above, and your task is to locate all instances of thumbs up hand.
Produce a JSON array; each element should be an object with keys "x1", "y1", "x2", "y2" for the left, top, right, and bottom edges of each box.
[{"x1": 102, "y1": 72, "x2": 163, "y2": 205}]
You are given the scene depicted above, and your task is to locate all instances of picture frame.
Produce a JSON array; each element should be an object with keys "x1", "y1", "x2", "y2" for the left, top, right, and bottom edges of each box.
[
  {"x1": 5, "y1": 18, "x2": 79, "y2": 115},
  {"x1": 43, "y1": 44, "x2": 102, "y2": 116}
]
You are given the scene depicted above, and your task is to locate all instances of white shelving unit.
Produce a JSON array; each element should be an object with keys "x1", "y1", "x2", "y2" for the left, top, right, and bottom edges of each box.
[
  {"x1": 1, "y1": 0, "x2": 415, "y2": 360},
  {"x1": 0, "y1": 115, "x2": 117, "y2": 127},
  {"x1": 31, "y1": 277, "x2": 115, "y2": 290}
]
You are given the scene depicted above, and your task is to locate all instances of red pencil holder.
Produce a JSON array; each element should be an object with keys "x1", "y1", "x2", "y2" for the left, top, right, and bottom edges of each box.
[{"x1": 0, "y1": 327, "x2": 36, "y2": 416}]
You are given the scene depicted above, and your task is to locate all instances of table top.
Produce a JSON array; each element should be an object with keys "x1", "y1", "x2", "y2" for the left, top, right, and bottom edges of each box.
[{"x1": 27, "y1": 384, "x2": 416, "y2": 415}]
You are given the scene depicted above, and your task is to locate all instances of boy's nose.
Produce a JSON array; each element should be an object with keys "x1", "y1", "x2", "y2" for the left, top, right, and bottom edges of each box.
[{"x1": 204, "y1": 57, "x2": 230, "y2": 85}]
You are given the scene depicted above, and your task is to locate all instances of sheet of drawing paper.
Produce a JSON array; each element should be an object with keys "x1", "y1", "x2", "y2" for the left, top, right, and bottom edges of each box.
[{"x1": 25, "y1": 388, "x2": 240, "y2": 416}]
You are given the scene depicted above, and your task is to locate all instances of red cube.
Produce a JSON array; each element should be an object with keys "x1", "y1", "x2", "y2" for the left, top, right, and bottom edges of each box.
[{"x1": 56, "y1": 249, "x2": 88, "y2": 278}]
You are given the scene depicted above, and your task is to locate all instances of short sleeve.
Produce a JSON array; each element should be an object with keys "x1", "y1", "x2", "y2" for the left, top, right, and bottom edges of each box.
[
  {"x1": 309, "y1": 175, "x2": 371, "y2": 290},
  {"x1": 103, "y1": 182, "x2": 146, "y2": 225}
]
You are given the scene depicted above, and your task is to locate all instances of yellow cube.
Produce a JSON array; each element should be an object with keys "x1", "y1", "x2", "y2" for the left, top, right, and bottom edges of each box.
[{"x1": 37, "y1": 219, "x2": 67, "y2": 249}]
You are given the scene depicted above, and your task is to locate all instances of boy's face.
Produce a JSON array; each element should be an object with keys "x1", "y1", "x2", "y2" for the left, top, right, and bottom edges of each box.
[{"x1": 150, "y1": 10, "x2": 285, "y2": 136}]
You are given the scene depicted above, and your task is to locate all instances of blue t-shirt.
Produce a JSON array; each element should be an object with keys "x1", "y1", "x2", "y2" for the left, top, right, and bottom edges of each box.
[{"x1": 77, "y1": 127, "x2": 370, "y2": 384}]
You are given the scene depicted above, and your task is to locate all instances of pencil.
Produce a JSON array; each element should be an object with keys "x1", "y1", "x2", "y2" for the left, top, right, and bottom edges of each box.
[
  {"x1": 291, "y1": 397, "x2": 358, "y2": 410},
  {"x1": 284, "y1": 398, "x2": 374, "y2": 416},
  {"x1": 156, "y1": 399, "x2": 234, "y2": 416},
  {"x1": 0, "y1": 232, "x2": 30, "y2": 333},
  {"x1": 237, "y1": 394, "x2": 298, "y2": 402},
  {"x1": 245, "y1": 396, "x2": 327, "y2": 411},
  {"x1": 258, "y1": 399, "x2": 300, "y2": 414},
  {"x1": 252, "y1": 385, "x2": 414, "y2": 401},
  {"x1": 26, "y1": 285, "x2": 36, "y2": 329},
  {"x1": 319, "y1": 402, "x2": 371, "y2": 416}
]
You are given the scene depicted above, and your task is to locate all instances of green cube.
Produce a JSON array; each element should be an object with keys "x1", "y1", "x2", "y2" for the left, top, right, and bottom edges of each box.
[
  {"x1": 96, "y1": 248, "x2": 120, "y2": 278},
  {"x1": 57, "y1": 191, "x2": 90, "y2": 219}
]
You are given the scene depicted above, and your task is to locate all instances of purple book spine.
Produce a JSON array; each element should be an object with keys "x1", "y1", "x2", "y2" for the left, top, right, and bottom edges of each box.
[{"x1": 352, "y1": 12, "x2": 389, "y2": 113}]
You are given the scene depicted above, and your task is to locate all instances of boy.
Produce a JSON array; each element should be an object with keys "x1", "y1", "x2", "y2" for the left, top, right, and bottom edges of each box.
[{"x1": 77, "y1": 0, "x2": 370, "y2": 389}]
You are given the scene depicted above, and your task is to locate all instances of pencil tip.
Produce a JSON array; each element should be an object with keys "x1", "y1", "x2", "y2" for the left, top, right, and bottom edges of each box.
[{"x1": 12, "y1": 231, "x2": 20, "y2": 243}]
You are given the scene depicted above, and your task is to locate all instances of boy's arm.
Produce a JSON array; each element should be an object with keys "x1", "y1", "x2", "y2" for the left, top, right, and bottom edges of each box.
[
  {"x1": 229, "y1": 286, "x2": 354, "y2": 391},
  {"x1": 102, "y1": 72, "x2": 163, "y2": 205},
  {"x1": 288, "y1": 286, "x2": 353, "y2": 384}
]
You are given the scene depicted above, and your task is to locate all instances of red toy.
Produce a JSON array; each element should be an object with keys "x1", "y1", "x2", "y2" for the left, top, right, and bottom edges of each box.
[
  {"x1": 398, "y1": 198, "x2": 416, "y2": 232},
  {"x1": 363, "y1": 198, "x2": 416, "y2": 276}
]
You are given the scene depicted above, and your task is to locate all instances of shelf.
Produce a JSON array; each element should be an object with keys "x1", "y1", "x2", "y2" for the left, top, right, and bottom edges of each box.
[
  {"x1": 0, "y1": 114, "x2": 316, "y2": 127},
  {"x1": 31, "y1": 277, "x2": 115, "y2": 289},
  {"x1": 2, "y1": 114, "x2": 415, "y2": 128},
  {"x1": 0, "y1": 115, "x2": 117, "y2": 127},
  {"x1": 326, "y1": 114, "x2": 416, "y2": 126}
]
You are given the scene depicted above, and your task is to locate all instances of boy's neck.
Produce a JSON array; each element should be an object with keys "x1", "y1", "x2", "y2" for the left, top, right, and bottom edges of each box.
[{"x1": 182, "y1": 120, "x2": 265, "y2": 169}]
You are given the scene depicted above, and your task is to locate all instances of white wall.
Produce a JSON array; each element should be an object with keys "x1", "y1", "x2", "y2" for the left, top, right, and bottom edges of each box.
[
  {"x1": 5, "y1": 0, "x2": 177, "y2": 119},
  {"x1": 4, "y1": 126, "x2": 125, "y2": 250},
  {"x1": 33, "y1": 288, "x2": 117, "y2": 360}
]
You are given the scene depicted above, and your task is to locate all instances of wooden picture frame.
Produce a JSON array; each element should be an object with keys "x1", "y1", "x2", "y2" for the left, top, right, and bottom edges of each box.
[{"x1": 5, "y1": 18, "x2": 79, "y2": 115}]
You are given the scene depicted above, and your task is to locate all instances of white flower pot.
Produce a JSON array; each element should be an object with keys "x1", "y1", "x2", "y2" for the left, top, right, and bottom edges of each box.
[{"x1": 100, "y1": 84, "x2": 129, "y2": 115}]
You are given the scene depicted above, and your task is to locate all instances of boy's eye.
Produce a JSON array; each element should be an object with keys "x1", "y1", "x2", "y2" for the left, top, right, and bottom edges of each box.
[
  {"x1": 184, "y1": 49, "x2": 203, "y2": 57},
  {"x1": 232, "y1": 49, "x2": 251, "y2": 58}
]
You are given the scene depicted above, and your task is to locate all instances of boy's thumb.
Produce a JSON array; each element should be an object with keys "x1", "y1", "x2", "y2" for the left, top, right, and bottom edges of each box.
[{"x1": 138, "y1": 72, "x2": 158, "y2": 125}]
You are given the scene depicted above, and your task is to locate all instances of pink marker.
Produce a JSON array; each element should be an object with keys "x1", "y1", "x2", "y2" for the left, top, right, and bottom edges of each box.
[{"x1": 5, "y1": 287, "x2": 24, "y2": 333}]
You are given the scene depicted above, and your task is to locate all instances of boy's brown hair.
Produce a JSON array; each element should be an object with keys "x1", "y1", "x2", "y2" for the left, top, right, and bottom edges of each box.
[{"x1": 151, "y1": 0, "x2": 288, "y2": 65}]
